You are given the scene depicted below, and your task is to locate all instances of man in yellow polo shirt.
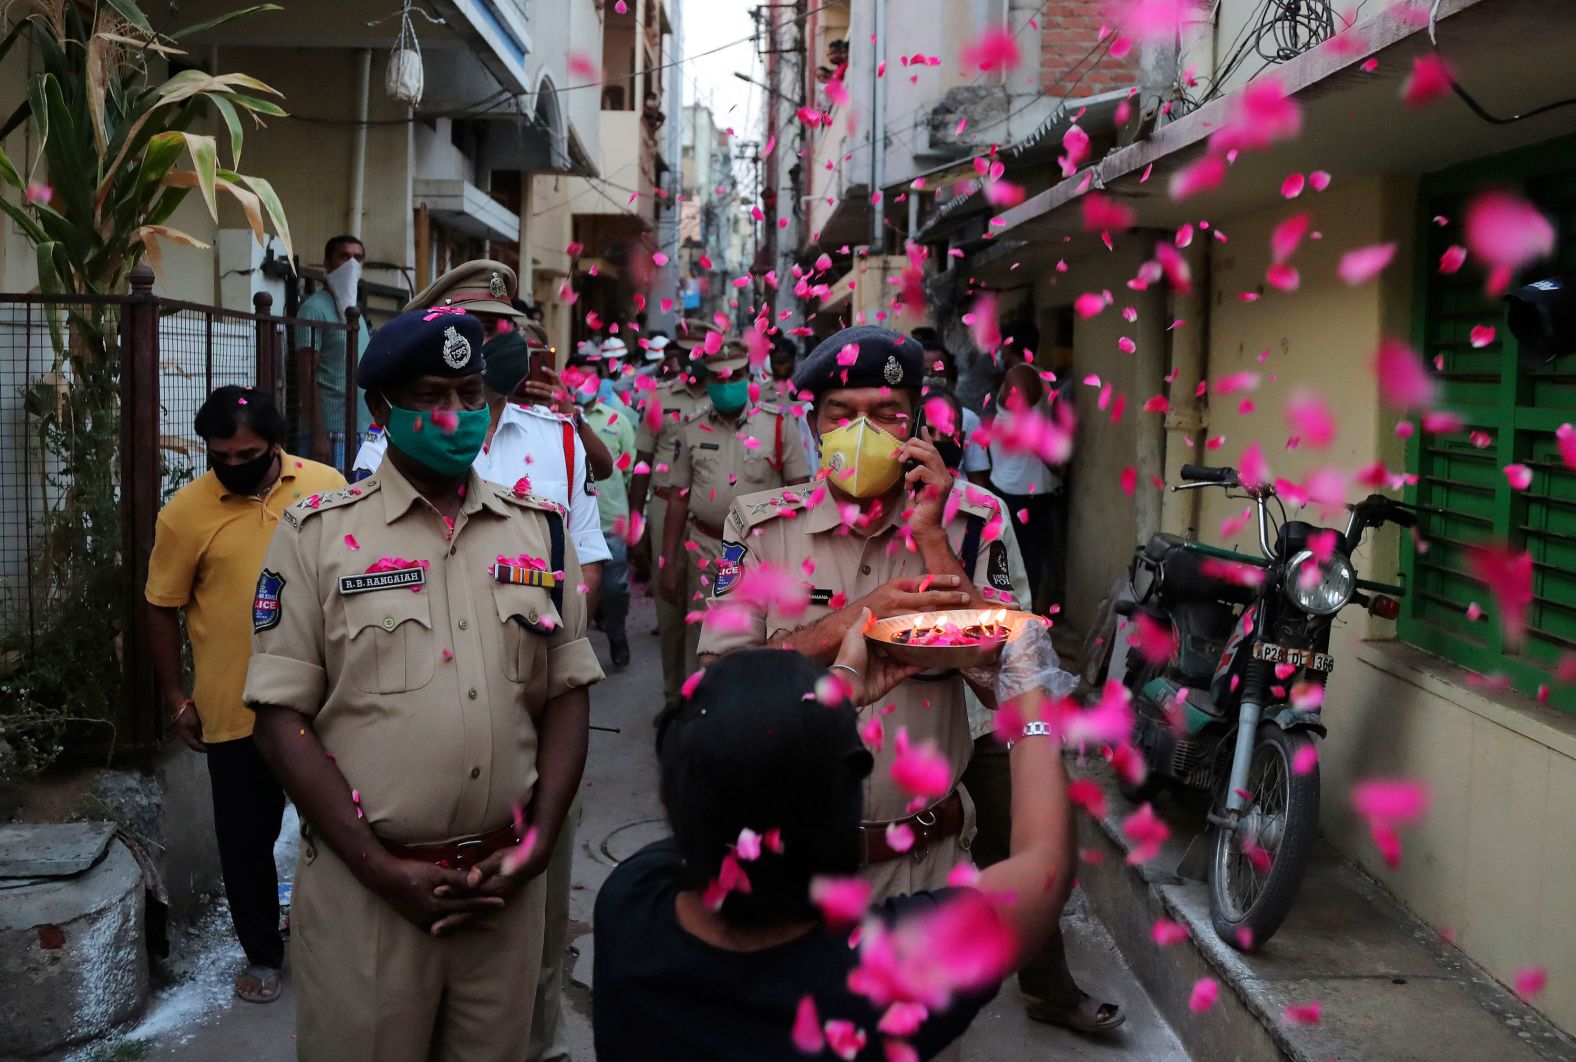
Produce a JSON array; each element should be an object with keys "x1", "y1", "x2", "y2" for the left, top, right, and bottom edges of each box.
[{"x1": 145, "y1": 386, "x2": 345, "y2": 1005}]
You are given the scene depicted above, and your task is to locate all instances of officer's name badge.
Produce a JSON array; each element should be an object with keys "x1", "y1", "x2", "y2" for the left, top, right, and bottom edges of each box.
[
  {"x1": 492, "y1": 563, "x2": 557, "y2": 589},
  {"x1": 339, "y1": 568, "x2": 426, "y2": 594}
]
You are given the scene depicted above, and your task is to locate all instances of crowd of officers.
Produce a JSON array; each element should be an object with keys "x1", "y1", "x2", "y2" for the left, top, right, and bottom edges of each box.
[{"x1": 150, "y1": 253, "x2": 1109, "y2": 1062}]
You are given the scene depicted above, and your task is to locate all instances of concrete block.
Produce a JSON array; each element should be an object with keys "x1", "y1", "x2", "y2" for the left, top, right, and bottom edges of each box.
[{"x1": 0, "y1": 840, "x2": 148, "y2": 1057}]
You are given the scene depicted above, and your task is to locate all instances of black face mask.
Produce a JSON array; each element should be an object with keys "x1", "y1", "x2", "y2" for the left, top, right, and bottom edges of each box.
[
  {"x1": 935, "y1": 438, "x2": 965, "y2": 471},
  {"x1": 212, "y1": 449, "x2": 277, "y2": 495}
]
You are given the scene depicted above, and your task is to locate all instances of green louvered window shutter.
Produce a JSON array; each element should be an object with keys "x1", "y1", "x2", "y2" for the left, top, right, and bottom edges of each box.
[{"x1": 1402, "y1": 139, "x2": 1576, "y2": 712}]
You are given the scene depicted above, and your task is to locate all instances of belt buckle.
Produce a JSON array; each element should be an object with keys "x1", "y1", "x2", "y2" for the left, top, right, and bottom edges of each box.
[
  {"x1": 453, "y1": 838, "x2": 486, "y2": 872},
  {"x1": 912, "y1": 808, "x2": 938, "y2": 862}
]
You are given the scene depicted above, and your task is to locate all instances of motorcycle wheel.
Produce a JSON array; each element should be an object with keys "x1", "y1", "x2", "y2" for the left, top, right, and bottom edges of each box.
[{"x1": 1207, "y1": 723, "x2": 1319, "y2": 950}]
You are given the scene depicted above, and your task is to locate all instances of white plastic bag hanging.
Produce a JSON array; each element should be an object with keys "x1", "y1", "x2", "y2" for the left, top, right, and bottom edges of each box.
[{"x1": 385, "y1": 5, "x2": 424, "y2": 106}]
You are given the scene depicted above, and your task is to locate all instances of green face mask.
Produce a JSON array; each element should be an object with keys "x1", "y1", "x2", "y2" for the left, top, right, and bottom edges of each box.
[
  {"x1": 707, "y1": 379, "x2": 749, "y2": 415},
  {"x1": 382, "y1": 400, "x2": 490, "y2": 478}
]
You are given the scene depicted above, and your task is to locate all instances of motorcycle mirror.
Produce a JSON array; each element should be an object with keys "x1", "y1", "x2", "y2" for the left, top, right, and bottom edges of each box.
[{"x1": 1505, "y1": 276, "x2": 1576, "y2": 368}]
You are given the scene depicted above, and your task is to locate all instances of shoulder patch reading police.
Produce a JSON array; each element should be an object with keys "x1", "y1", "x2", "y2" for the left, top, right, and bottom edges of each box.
[
  {"x1": 253, "y1": 569, "x2": 285, "y2": 632},
  {"x1": 713, "y1": 541, "x2": 749, "y2": 597},
  {"x1": 986, "y1": 540, "x2": 1014, "y2": 593}
]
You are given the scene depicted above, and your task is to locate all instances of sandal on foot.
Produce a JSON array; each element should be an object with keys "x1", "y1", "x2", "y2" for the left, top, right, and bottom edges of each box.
[
  {"x1": 1024, "y1": 990, "x2": 1125, "y2": 1033},
  {"x1": 236, "y1": 965, "x2": 282, "y2": 1004}
]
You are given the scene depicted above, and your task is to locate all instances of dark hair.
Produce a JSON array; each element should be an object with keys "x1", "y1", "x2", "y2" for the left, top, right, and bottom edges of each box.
[
  {"x1": 323, "y1": 234, "x2": 363, "y2": 264},
  {"x1": 1003, "y1": 319, "x2": 1039, "y2": 356},
  {"x1": 657, "y1": 649, "x2": 872, "y2": 928},
  {"x1": 909, "y1": 326, "x2": 943, "y2": 352},
  {"x1": 194, "y1": 386, "x2": 286, "y2": 445}
]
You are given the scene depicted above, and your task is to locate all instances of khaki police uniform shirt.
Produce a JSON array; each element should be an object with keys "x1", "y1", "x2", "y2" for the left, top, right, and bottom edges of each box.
[
  {"x1": 669, "y1": 404, "x2": 811, "y2": 536},
  {"x1": 242, "y1": 459, "x2": 604, "y2": 845},
  {"x1": 634, "y1": 379, "x2": 710, "y2": 491},
  {"x1": 696, "y1": 481, "x2": 1029, "y2": 823}
]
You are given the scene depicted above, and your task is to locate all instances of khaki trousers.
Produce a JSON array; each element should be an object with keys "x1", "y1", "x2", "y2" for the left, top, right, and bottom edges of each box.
[
  {"x1": 527, "y1": 796, "x2": 581, "y2": 1062},
  {"x1": 648, "y1": 494, "x2": 685, "y2": 703},
  {"x1": 291, "y1": 833, "x2": 546, "y2": 1062}
]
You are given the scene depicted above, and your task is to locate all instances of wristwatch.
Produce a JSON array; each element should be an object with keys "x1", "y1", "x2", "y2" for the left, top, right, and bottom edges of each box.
[{"x1": 1006, "y1": 720, "x2": 1052, "y2": 750}]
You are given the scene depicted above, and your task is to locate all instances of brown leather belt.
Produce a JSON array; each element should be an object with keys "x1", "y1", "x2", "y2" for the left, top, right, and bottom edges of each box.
[
  {"x1": 691, "y1": 517, "x2": 727, "y2": 540},
  {"x1": 860, "y1": 789, "x2": 965, "y2": 865},
  {"x1": 382, "y1": 822, "x2": 520, "y2": 873}
]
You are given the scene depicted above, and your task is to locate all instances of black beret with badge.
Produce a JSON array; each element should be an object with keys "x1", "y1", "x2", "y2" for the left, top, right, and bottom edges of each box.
[
  {"x1": 791, "y1": 324, "x2": 924, "y2": 399},
  {"x1": 356, "y1": 307, "x2": 486, "y2": 390}
]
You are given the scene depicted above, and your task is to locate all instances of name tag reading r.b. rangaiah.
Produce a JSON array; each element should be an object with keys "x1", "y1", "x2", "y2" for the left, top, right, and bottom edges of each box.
[
  {"x1": 492, "y1": 563, "x2": 557, "y2": 589},
  {"x1": 338, "y1": 567, "x2": 427, "y2": 594}
]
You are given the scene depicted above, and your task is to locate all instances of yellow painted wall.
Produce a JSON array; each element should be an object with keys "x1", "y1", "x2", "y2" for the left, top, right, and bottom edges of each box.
[
  {"x1": 1181, "y1": 174, "x2": 1576, "y2": 1033},
  {"x1": 1055, "y1": 243, "x2": 1167, "y2": 630}
]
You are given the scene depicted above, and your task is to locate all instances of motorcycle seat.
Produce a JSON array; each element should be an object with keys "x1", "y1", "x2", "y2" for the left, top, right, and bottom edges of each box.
[
  {"x1": 1143, "y1": 532, "x2": 1189, "y2": 562},
  {"x1": 1151, "y1": 539, "x2": 1258, "y2": 606}
]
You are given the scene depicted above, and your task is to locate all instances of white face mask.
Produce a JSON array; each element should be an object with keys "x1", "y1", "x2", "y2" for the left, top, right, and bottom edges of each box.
[{"x1": 325, "y1": 257, "x2": 362, "y2": 314}]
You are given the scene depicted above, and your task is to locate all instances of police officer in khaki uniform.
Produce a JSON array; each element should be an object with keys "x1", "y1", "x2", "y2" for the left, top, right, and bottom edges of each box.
[
  {"x1": 627, "y1": 341, "x2": 711, "y2": 708},
  {"x1": 695, "y1": 326, "x2": 1029, "y2": 903},
  {"x1": 244, "y1": 309, "x2": 603, "y2": 1062},
  {"x1": 658, "y1": 340, "x2": 811, "y2": 679}
]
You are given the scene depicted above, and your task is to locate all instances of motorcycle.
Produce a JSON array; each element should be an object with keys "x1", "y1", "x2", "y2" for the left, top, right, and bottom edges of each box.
[{"x1": 1113, "y1": 463, "x2": 1416, "y2": 949}]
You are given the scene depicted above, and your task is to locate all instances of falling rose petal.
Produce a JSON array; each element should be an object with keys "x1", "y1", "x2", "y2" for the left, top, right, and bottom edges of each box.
[
  {"x1": 1271, "y1": 212, "x2": 1310, "y2": 262},
  {"x1": 1464, "y1": 189, "x2": 1555, "y2": 292},
  {"x1": 885, "y1": 822, "x2": 916, "y2": 853},
  {"x1": 823, "y1": 1020, "x2": 867, "y2": 1060},
  {"x1": 735, "y1": 827, "x2": 763, "y2": 862},
  {"x1": 681, "y1": 667, "x2": 705, "y2": 699},
  {"x1": 968, "y1": 292, "x2": 1002, "y2": 352},
  {"x1": 1307, "y1": 170, "x2": 1331, "y2": 191},
  {"x1": 1504, "y1": 463, "x2": 1533, "y2": 490},
  {"x1": 811, "y1": 875, "x2": 871, "y2": 925},
  {"x1": 568, "y1": 53, "x2": 599, "y2": 80},
  {"x1": 1291, "y1": 743, "x2": 1319, "y2": 775},
  {"x1": 1122, "y1": 803, "x2": 1170, "y2": 864},
  {"x1": 1120, "y1": 466, "x2": 1138, "y2": 496},
  {"x1": 1286, "y1": 391, "x2": 1336, "y2": 448},
  {"x1": 1190, "y1": 977, "x2": 1220, "y2": 1012},
  {"x1": 792, "y1": 995, "x2": 825, "y2": 1053},
  {"x1": 961, "y1": 26, "x2": 1022, "y2": 72},
  {"x1": 1283, "y1": 1002, "x2": 1322, "y2": 1026},
  {"x1": 1074, "y1": 291, "x2": 1108, "y2": 319},
  {"x1": 1280, "y1": 172, "x2": 1306, "y2": 198},
  {"x1": 1468, "y1": 324, "x2": 1496, "y2": 349},
  {"x1": 1467, "y1": 545, "x2": 1534, "y2": 646},
  {"x1": 1059, "y1": 123, "x2": 1090, "y2": 177},
  {"x1": 984, "y1": 179, "x2": 1026, "y2": 208},
  {"x1": 430, "y1": 409, "x2": 459, "y2": 433},
  {"x1": 344, "y1": 533, "x2": 360, "y2": 551},
  {"x1": 1439, "y1": 244, "x2": 1468, "y2": 274},
  {"x1": 651, "y1": 250, "x2": 668, "y2": 267},
  {"x1": 878, "y1": 1001, "x2": 928, "y2": 1038},
  {"x1": 1514, "y1": 967, "x2": 1548, "y2": 1001},
  {"x1": 1375, "y1": 338, "x2": 1436, "y2": 410},
  {"x1": 1212, "y1": 75, "x2": 1301, "y2": 154},
  {"x1": 1557, "y1": 423, "x2": 1576, "y2": 470},
  {"x1": 1170, "y1": 154, "x2": 1227, "y2": 200},
  {"x1": 890, "y1": 733, "x2": 951, "y2": 799},
  {"x1": 1066, "y1": 779, "x2": 1108, "y2": 820},
  {"x1": 1266, "y1": 263, "x2": 1299, "y2": 291},
  {"x1": 1152, "y1": 918, "x2": 1190, "y2": 947},
  {"x1": 1352, "y1": 778, "x2": 1431, "y2": 825},
  {"x1": 1083, "y1": 192, "x2": 1137, "y2": 231},
  {"x1": 1240, "y1": 441, "x2": 1271, "y2": 486},
  {"x1": 1337, "y1": 242, "x2": 1397, "y2": 285},
  {"x1": 1402, "y1": 53, "x2": 1454, "y2": 107},
  {"x1": 946, "y1": 862, "x2": 981, "y2": 887}
]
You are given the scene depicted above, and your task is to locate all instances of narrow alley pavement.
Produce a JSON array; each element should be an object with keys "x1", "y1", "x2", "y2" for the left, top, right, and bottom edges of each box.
[{"x1": 92, "y1": 592, "x2": 1192, "y2": 1061}]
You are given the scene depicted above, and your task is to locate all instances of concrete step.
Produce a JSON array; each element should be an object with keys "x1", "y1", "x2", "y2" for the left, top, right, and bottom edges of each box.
[{"x1": 1069, "y1": 754, "x2": 1576, "y2": 1062}]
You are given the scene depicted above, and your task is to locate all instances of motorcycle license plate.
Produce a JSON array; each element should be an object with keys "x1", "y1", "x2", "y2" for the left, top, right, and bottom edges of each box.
[{"x1": 1251, "y1": 642, "x2": 1334, "y2": 672}]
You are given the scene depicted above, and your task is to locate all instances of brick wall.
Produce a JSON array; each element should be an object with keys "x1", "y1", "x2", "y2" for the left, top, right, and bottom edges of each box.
[{"x1": 1040, "y1": 1, "x2": 1139, "y2": 98}]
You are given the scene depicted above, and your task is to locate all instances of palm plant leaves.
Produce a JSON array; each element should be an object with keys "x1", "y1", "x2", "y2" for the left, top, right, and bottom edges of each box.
[{"x1": 0, "y1": 0, "x2": 290, "y2": 293}]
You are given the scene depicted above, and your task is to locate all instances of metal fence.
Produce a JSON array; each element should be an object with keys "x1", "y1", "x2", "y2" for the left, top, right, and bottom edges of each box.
[{"x1": 0, "y1": 265, "x2": 361, "y2": 751}]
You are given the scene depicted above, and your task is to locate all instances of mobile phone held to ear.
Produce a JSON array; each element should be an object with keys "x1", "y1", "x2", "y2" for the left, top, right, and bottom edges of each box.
[{"x1": 903, "y1": 403, "x2": 928, "y2": 475}]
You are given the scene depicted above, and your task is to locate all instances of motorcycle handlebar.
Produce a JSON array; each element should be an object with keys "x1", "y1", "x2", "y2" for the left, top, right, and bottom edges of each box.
[{"x1": 1179, "y1": 464, "x2": 1238, "y2": 484}]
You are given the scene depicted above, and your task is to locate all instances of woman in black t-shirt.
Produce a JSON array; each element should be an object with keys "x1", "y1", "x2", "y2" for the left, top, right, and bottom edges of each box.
[{"x1": 593, "y1": 610, "x2": 1076, "y2": 1061}]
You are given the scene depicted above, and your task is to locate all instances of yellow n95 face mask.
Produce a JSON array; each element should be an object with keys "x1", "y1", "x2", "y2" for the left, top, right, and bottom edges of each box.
[{"x1": 819, "y1": 417, "x2": 905, "y2": 498}]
